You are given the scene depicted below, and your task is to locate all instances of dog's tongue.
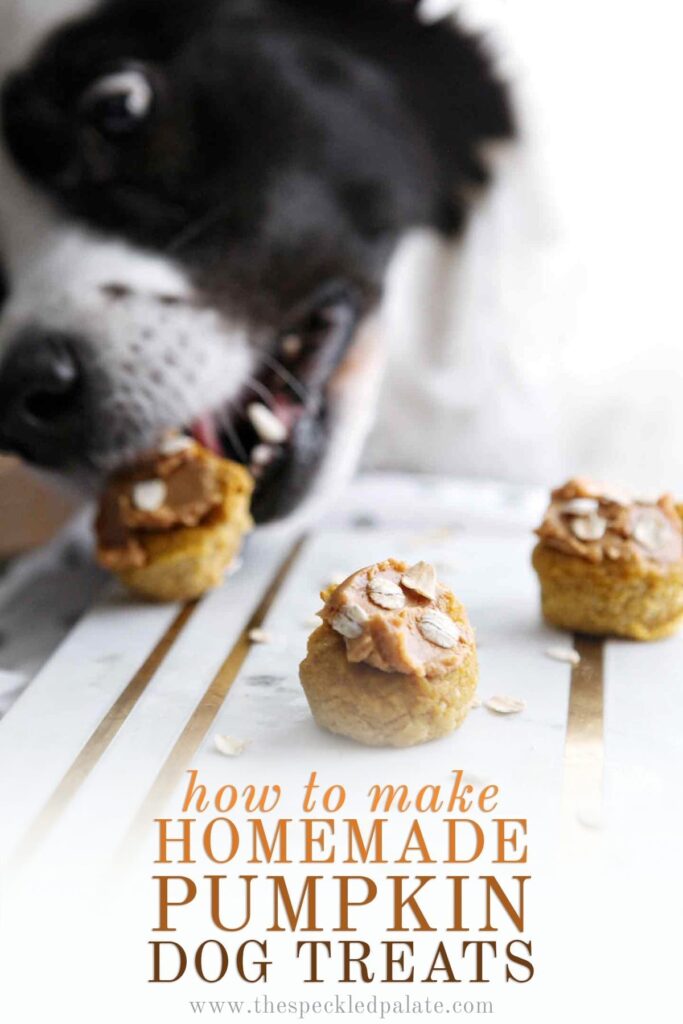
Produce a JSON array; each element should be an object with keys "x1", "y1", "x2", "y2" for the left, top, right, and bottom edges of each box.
[{"x1": 191, "y1": 413, "x2": 223, "y2": 455}]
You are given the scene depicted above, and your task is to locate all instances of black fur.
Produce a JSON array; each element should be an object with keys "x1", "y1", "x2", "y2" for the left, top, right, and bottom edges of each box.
[
  {"x1": 0, "y1": 0, "x2": 512, "y2": 518},
  {"x1": 2, "y1": 0, "x2": 513, "y2": 329}
]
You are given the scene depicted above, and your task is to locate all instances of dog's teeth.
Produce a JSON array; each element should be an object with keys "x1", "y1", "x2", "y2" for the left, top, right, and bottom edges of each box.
[
  {"x1": 247, "y1": 403, "x2": 288, "y2": 444},
  {"x1": 281, "y1": 333, "x2": 303, "y2": 358},
  {"x1": 251, "y1": 443, "x2": 274, "y2": 467}
]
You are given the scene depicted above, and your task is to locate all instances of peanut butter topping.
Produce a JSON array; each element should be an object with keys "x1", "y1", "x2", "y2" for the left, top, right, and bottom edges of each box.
[
  {"x1": 536, "y1": 478, "x2": 683, "y2": 566},
  {"x1": 320, "y1": 558, "x2": 475, "y2": 679},
  {"x1": 96, "y1": 438, "x2": 224, "y2": 570}
]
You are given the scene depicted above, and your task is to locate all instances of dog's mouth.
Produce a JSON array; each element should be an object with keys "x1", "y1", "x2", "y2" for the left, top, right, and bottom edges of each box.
[{"x1": 191, "y1": 285, "x2": 361, "y2": 523}]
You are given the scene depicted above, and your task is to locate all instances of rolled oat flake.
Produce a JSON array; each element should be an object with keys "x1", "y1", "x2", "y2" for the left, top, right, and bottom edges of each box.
[
  {"x1": 332, "y1": 603, "x2": 369, "y2": 639},
  {"x1": 367, "y1": 577, "x2": 406, "y2": 610},
  {"x1": 418, "y1": 609, "x2": 460, "y2": 648},
  {"x1": 131, "y1": 479, "x2": 167, "y2": 512}
]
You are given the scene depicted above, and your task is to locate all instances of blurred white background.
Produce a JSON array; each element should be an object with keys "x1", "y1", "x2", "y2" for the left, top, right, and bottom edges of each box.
[{"x1": 370, "y1": 0, "x2": 683, "y2": 494}]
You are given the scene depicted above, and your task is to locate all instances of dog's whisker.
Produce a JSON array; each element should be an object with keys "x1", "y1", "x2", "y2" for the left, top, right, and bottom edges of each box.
[
  {"x1": 244, "y1": 377, "x2": 276, "y2": 407},
  {"x1": 257, "y1": 350, "x2": 310, "y2": 406},
  {"x1": 219, "y1": 408, "x2": 249, "y2": 463},
  {"x1": 165, "y1": 202, "x2": 232, "y2": 255}
]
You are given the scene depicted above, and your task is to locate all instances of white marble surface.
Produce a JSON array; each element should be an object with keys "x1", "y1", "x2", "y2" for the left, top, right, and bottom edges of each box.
[
  {"x1": 0, "y1": 472, "x2": 680, "y2": 1024},
  {"x1": 1, "y1": 471, "x2": 681, "y2": 875},
  {"x1": 0, "y1": 474, "x2": 545, "y2": 717},
  {"x1": 42, "y1": 528, "x2": 295, "y2": 864},
  {"x1": 0, "y1": 510, "x2": 104, "y2": 716},
  {"x1": 0, "y1": 474, "x2": 555, "y2": 865},
  {"x1": 170, "y1": 525, "x2": 570, "y2": 857}
]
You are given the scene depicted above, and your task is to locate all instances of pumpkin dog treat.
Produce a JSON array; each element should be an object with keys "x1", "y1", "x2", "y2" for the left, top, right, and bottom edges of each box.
[
  {"x1": 532, "y1": 478, "x2": 683, "y2": 640},
  {"x1": 299, "y1": 559, "x2": 478, "y2": 747},
  {"x1": 96, "y1": 437, "x2": 253, "y2": 601}
]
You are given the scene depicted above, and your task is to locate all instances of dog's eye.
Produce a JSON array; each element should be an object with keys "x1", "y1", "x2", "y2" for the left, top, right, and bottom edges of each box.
[{"x1": 80, "y1": 67, "x2": 154, "y2": 135}]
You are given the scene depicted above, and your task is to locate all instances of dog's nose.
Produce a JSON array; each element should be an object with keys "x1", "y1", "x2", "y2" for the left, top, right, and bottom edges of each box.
[{"x1": 0, "y1": 331, "x2": 86, "y2": 466}]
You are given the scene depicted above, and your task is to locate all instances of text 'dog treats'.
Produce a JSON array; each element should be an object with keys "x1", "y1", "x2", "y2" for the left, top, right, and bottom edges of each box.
[
  {"x1": 96, "y1": 436, "x2": 253, "y2": 602},
  {"x1": 299, "y1": 558, "x2": 478, "y2": 747},
  {"x1": 532, "y1": 478, "x2": 683, "y2": 640}
]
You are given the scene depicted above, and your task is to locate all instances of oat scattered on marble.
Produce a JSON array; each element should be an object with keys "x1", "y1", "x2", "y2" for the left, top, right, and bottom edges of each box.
[
  {"x1": 214, "y1": 734, "x2": 249, "y2": 757},
  {"x1": 485, "y1": 695, "x2": 526, "y2": 715},
  {"x1": 545, "y1": 646, "x2": 581, "y2": 666},
  {"x1": 248, "y1": 627, "x2": 274, "y2": 644},
  {"x1": 469, "y1": 696, "x2": 482, "y2": 710}
]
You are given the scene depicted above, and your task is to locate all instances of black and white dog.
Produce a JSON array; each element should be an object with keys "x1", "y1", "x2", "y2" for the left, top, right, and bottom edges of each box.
[{"x1": 0, "y1": 0, "x2": 511, "y2": 524}]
